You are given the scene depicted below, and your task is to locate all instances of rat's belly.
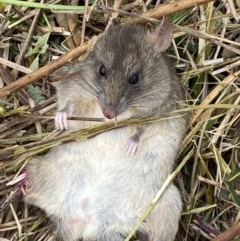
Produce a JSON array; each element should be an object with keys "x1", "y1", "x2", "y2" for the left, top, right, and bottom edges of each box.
[{"x1": 25, "y1": 123, "x2": 180, "y2": 240}]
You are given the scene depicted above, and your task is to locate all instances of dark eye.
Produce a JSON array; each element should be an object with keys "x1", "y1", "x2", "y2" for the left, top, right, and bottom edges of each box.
[
  {"x1": 128, "y1": 74, "x2": 139, "y2": 84},
  {"x1": 99, "y1": 65, "x2": 106, "y2": 76}
]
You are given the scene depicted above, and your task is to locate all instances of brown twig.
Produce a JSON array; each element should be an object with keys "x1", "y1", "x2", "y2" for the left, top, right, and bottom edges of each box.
[
  {"x1": 97, "y1": 5, "x2": 158, "y2": 23},
  {"x1": 81, "y1": 0, "x2": 89, "y2": 45},
  {"x1": 19, "y1": 114, "x2": 105, "y2": 122},
  {"x1": 210, "y1": 222, "x2": 240, "y2": 241},
  {"x1": 11, "y1": 2, "x2": 43, "y2": 80},
  {"x1": 0, "y1": 42, "x2": 89, "y2": 98},
  {"x1": 191, "y1": 214, "x2": 221, "y2": 239},
  {"x1": 0, "y1": 0, "x2": 215, "y2": 98},
  {"x1": 129, "y1": 0, "x2": 215, "y2": 24}
]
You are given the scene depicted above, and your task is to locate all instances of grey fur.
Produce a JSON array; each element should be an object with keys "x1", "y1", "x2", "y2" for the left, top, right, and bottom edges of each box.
[{"x1": 24, "y1": 21, "x2": 187, "y2": 241}]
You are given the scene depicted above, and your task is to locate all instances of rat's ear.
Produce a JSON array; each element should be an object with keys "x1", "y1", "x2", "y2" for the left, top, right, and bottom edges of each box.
[{"x1": 149, "y1": 17, "x2": 173, "y2": 53}]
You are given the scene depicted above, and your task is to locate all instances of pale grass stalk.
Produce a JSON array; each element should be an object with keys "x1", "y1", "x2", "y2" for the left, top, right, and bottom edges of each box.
[
  {"x1": 0, "y1": 217, "x2": 37, "y2": 226},
  {"x1": 211, "y1": 94, "x2": 240, "y2": 144},
  {"x1": 227, "y1": 0, "x2": 240, "y2": 21},
  {"x1": 175, "y1": 24, "x2": 240, "y2": 57},
  {"x1": 211, "y1": 143, "x2": 231, "y2": 199},
  {"x1": 198, "y1": 175, "x2": 222, "y2": 188},
  {"x1": 10, "y1": 203, "x2": 22, "y2": 236},
  {"x1": 41, "y1": 129, "x2": 61, "y2": 142},
  {"x1": 181, "y1": 204, "x2": 217, "y2": 215},
  {"x1": 198, "y1": 5, "x2": 206, "y2": 64},
  {"x1": 34, "y1": 226, "x2": 52, "y2": 241},
  {"x1": 0, "y1": 0, "x2": 85, "y2": 10},
  {"x1": 213, "y1": 144, "x2": 232, "y2": 175},
  {"x1": 7, "y1": 9, "x2": 38, "y2": 29},
  {"x1": 194, "y1": 186, "x2": 206, "y2": 202},
  {"x1": 87, "y1": 0, "x2": 100, "y2": 21},
  {"x1": 203, "y1": 58, "x2": 223, "y2": 65},
  {"x1": 212, "y1": 59, "x2": 240, "y2": 75},
  {"x1": 211, "y1": 204, "x2": 235, "y2": 224},
  {"x1": 206, "y1": 1, "x2": 214, "y2": 33},
  {"x1": 29, "y1": 98, "x2": 42, "y2": 134},
  {"x1": 0, "y1": 57, "x2": 32, "y2": 74},
  {"x1": 11, "y1": 156, "x2": 32, "y2": 182},
  {"x1": 191, "y1": 70, "x2": 240, "y2": 124},
  {"x1": 40, "y1": 26, "x2": 70, "y2": 35},
  {"x1": 186, "y1": 49, "x2": 197, "y2": 69},
  {"x1": 234, "y1": 210, "x2": 240, "y2": 224},
  {"x1": 124, "y1": 150, "x2": 193, "y2": 241},
  {"x1": 171, "y1": 38, "x2": 180, "y2": 63},
  {"x1": 81, "y1": 0, "x2": 89, "y2": 44},
  {"x1": 190, "y1": 111, "x2": 210, "y2": 205},
  {"x1": 38, "y1": 103, "x2": 57, "y2": 115},
  {"x1": 202, "y1": 30, "x2": 240, "y2": 47},
  {"x1": 18, "y1": 216, "x2": 46, "y2": 241},
  {"x1": 180, "y1": 120, "x2": 205, "y2": 152},
  {"x1": 213, "y1": 7, "x2": 229, "y2": 59},
  {"x1": 181, "y1": 65, "x2": 217, "y2": 80},
  {"x1": 23, "y1": 203, "x2": 29, "y2": 241},
  {"x1": 223, "y1": 112, "x2": 240, "y2": 141},
  {"x1": 228, "y1": 171, "x2": 240, "y2": 182}
]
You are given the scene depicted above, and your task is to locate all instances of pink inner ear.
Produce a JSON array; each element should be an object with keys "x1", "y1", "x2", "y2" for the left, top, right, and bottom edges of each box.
[{"x1": 150, "y1": 18, "x2": 173, "y2": 53}]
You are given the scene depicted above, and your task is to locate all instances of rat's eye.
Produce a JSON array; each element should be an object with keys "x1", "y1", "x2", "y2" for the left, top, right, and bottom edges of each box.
[
  {"x1": 129, "y1": 74, "x2": 139, "y2": 84},
  {"x1": 99, "y1": 65, "x2": 106, "y2": 76}
]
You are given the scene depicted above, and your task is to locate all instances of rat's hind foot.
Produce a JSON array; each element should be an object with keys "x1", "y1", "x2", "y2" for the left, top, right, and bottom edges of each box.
[{"x1": 6, "y1": 172, "x2": 28, "y2": 197}]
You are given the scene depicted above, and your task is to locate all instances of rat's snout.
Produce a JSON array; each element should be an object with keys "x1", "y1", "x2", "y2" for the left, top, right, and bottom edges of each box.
[{"x1": 103, "y1": 108, "x2": 116, "y2": 119}]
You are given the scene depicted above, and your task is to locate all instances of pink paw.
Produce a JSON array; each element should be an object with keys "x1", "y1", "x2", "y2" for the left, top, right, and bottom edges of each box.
[
  {"x1": 55, "y1": 111, "x2": 69, "y2": 130},
  {"x1": 125, "y1": 139, "x2": 139, "y2": 156},
  {"x1": 6, "y1": 172, "x2": 28, "y2": 195}
]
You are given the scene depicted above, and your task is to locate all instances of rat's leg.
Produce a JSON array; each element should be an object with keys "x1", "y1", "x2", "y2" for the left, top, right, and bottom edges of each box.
[
  {"x1": 126, "y1": 126, "x2": 146, "y2": 156},
  {"x1": 1, "y1": 172, "x2": 28, "y2": 211},
  {"x1": 142, "y1": 184, "x2": 182, "y2": 241},
  {"x1": 55, "y1": 102, "x2": 75, "y2": 130},
  {"x1": 6, "y1": 172, "x2": 29, "y2": 195}
]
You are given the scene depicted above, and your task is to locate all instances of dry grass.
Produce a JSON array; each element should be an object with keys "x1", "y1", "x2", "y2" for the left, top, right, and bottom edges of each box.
[{"x1": 1, "y1": 0, "x2": 240, "y2": 240}]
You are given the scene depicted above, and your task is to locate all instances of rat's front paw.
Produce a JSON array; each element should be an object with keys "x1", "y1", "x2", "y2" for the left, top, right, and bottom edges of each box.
[
  {"x1": 125, "y1": 138, "x2": 140, "y2": 156},
  {"x1": 55, "y1": 111, "x2": 69, "y2": 131}
]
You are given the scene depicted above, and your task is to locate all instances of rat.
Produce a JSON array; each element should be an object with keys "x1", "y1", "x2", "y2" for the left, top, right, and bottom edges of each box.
[
  {"x1": 7, "y1": 18, "x2": 187, "y2": 241},
  {"x1": 54, "y1": 19, "x2": 182, "y2": 156}
]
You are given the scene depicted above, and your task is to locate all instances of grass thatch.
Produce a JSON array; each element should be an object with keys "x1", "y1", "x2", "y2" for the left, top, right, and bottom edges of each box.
[{"x1": 1, "y1": 0, "x2": 240, "y2": 240}]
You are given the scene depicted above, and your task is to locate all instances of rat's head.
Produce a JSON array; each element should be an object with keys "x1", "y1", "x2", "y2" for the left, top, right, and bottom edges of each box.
[{"x1": 84, "y1": 18, "x2": 174, "y2": 119}]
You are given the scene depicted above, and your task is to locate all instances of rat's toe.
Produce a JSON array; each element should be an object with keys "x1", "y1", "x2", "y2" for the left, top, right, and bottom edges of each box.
[
  {"x1": 55, "y1": 111, "x2": 68, "y2": 130},
  {"x1": 126, "y1": 139, "x2": 139, "y2": 155}
]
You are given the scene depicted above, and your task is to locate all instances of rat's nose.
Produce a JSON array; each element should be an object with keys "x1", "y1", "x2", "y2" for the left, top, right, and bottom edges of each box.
[{"x1": 103, "y1": 109, "x2": 116, "y2": 119}]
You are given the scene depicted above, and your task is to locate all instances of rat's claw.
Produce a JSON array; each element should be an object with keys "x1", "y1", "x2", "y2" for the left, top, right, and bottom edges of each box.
[
  {"x1": 55, "y1": 111, "x2": 69, "y2": 131},
  {"x1": 126, "y1": 139, "x2": 139, "y2": 156}
]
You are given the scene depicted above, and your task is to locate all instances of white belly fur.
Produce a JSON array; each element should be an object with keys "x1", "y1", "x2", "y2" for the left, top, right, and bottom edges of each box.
[{"x1": 25, "y1": 100, "x2": 184, "y2": 240}]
